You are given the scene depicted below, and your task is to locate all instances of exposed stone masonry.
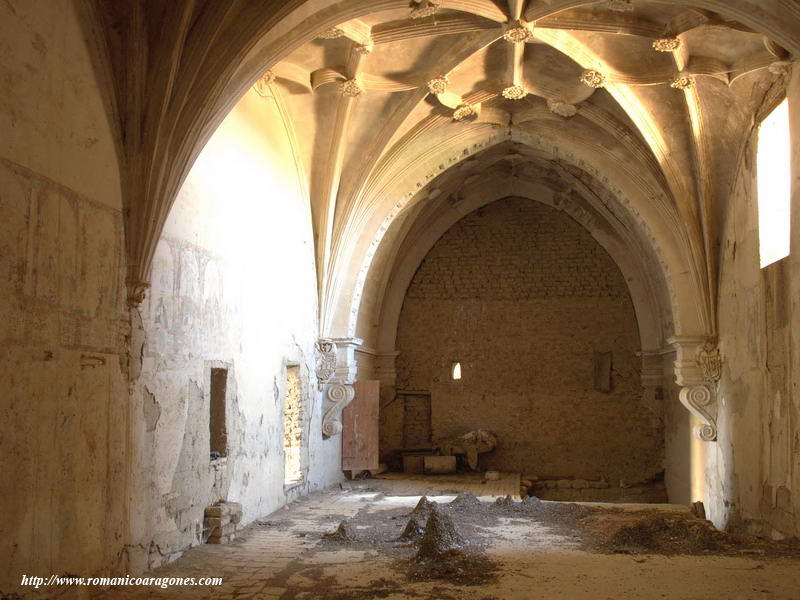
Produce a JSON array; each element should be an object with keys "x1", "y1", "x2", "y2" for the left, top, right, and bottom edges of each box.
[
  {"x1": 405, "y1": 198, "x2": 629, "y2": 301},
  {"x1": 391, "y1": 197, "x2": 664, "y2": 485},
  {"x1": 284, "y1": 366, "x2": 304, "y2": 483}
]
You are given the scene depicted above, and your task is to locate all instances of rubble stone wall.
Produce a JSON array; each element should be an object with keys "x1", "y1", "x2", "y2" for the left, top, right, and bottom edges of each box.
[{"x1": 392, "y1": 197, "x2": 664, "y2": 484}]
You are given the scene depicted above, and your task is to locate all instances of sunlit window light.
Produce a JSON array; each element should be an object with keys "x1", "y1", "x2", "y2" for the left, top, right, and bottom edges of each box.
[
  {"x1": 757, "y1": 99, "x2": 791, "y2": 268},
  {"x1": 451, "y1": 362, "x2": 462, "y2": 380}
]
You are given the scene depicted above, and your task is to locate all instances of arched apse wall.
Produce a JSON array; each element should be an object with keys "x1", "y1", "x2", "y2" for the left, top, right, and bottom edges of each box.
[
  {"x1": 362, "y1": 176, "x2": 670, "y2": 357},
  {"x1": 385, "y1": 195, "x2": 665, "y2": 490}
]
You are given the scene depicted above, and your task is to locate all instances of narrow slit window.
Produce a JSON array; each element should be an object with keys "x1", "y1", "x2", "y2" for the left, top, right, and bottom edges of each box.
[
  {"x1": 757, "y1": 99, "x2": 791, "y2": 268},
  {"x1": 210, "y1": 368, "x2": 228, "y2": 459},
  {"x1": 451, "y1": 362, "x2": 462, "y2": 380},
  {"x1": 284, "y1": 366, "x2": 304, "y2": 484}
]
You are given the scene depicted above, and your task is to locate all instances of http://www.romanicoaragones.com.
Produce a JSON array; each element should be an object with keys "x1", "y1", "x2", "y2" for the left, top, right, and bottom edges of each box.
[{"x1": 20, "y1": 574, "x2": 223, "y2": 590}]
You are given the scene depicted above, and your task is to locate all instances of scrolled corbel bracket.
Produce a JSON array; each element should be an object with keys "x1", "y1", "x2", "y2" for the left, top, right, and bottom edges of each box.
[
  {"x1": 321, "y1": 380, "x2": 355, "y2": 439},
  {"x1": 668, "y1": 336, "x2": 722, "y2": 442},
  {"x1": 319, "y1": 337, "x2": 362, "y2": 438},
  {"x1": 678, "y1": 384, "x2": 717, "y2": 442}
]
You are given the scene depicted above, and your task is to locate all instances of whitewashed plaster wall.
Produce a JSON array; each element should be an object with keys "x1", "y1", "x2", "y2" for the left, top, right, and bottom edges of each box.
[
  {"x1": 702, "y1": 65, "x2": 800, "y2": 539},
  {"x1": 0, "y1": 0, "x2": 129, "y2": 594},
  {"x1": 130, "y1": 86, "x2": 342, "y2": 571}
]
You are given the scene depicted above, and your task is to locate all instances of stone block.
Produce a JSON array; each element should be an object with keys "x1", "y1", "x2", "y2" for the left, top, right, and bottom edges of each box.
[
  {"x1": 556, "y1": 479, "x2": 572, "y2": 489},
  {"x1": 424, "y1": 455, "x2": 457, "y2": 474},
  {"x1": 572, "y1": 479, "x2": 589, "y2": 489},
  {"x1": 208, "y1": 522, "x2": 236, "y2": 538},
  {"x1": 205, "y1": 504, "x2": 230, "y2": 517},
  {"x1": 205, "y1": 516, "x2": 231, "y2": 528}
]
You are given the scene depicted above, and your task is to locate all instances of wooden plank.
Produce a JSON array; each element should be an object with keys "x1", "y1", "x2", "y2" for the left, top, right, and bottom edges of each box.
[{"x1": 342, "y1": 380, "x2": 380, "y2": 472}]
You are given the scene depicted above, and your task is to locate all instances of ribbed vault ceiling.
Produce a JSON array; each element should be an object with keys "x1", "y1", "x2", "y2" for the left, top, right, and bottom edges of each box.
[
  {"x1": 86, "y1": 0, "x2": 796, "y2": 341},
  {"x1": 264, "y1": 1, "x2": 787, "y2": 337}
]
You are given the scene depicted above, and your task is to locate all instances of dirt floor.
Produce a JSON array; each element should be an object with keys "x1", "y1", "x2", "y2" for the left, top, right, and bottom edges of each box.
[{"x1": 80, "y1": 476, "x2": 800, "y2": 600}]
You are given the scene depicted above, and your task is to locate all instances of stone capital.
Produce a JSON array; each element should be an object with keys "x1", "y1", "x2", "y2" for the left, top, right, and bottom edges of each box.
[{"x1": 126, "y1": 277, "x2": 150, "y2": 308}]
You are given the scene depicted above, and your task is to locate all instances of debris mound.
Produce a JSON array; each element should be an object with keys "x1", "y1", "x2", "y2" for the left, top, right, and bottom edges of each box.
[
  {"x1": 416, "y1": 505, "x2": 467, "y2": 560},
  {"x1": 397, "y1": 515, "x2": 426, "y2": 541},
  {"x1": 605, "y1": 516, "x2": 726, "y2": 555},
  {"x1": 449, "y1": 492, "x2": 481, "y2": 511},
  {"x1": 410, "y1": 495, "x2": 436, "y2": 520},
  {"x1": 323, "y1": 519, "x2": 358, "y2": 543},
  {"x1": 407, "y1": 504, "x2": 498, "y2": 585},
  {"x1": 494, "y1": 494, "x2": 516, "y2": 507},
  {"x1": 522, "y1": 494, "x2": 542, "y2": 505}
]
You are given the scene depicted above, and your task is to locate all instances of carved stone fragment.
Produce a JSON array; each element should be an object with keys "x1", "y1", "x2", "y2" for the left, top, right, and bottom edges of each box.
[
  {"x1": 503, "y1": 21, "x2": 534, "y2": 44},
  {"x1": 355, "y1": 43, "x2": 373, "y2": 55},
  {"x1": 410, "y1": 0, "x2": 440, "y2": 19},
  {"x1": 453, "y1": 103, "x2": 478, "y2": 121},
  {"x1": 427, "y1": 76, "x2": 449, "y2": 95},
  {"x1": 653, "y1": 38, "x2": 681, "y2": 52},
  {"x1": 580, "y1": 69, "x2": 606, "y2": 88},
  {"x1": 318, "y1": 27, "x2": 345, "y2": 39},
  {"x1": 696, "y1": 341, "x2": 721, "y2": 382},
  {"x1": 547, "y1": 98, "x2": 577, "y2": 117},
  {"x1": 502, "y1": 85, "x2": 528, "y2": 100},
  {"x1": 670, "y1": 73, "x2": 695, "y2": 90},
  {"x1": 316, "y1": 339, "x2": 337, "y2": 388},
  {"x1": 340, "y1": 78, "x2": 364, "y2": 97}
]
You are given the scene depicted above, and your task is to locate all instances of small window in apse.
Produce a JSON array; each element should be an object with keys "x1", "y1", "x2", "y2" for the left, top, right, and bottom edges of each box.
[
  {"x1": 451, "y1": 362, "x2": 462, "y2": 380},
  {"x1": 757, "y1": 99, "x2": 791, "y2": 268}
]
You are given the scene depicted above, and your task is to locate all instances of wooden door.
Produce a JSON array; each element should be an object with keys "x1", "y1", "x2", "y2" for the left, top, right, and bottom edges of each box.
[{"x1": 342, "y1": 380, "x2": 379, "y2": 472}]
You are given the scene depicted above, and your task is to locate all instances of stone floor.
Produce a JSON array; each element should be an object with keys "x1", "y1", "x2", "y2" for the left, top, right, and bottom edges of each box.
[{"x1": 81, "y1": 476, "x2": 800, "y2": 600}]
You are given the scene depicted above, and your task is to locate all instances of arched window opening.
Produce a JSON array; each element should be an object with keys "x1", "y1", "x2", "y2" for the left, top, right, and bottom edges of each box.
[
  {"x1": 451, "y1": 362, "x2": 462, "y2": 381},
  {"x1": 757, "y1": 99, "x2": 791, "y2": 268}
]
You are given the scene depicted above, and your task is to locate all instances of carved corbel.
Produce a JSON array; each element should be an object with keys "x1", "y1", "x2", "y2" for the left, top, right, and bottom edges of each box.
[
  {"x1": 322, "y1": 380, "x2": 355, "y2": 438},
  {"x1": 669, "y1": 336, "x2": 721, "y2": 442},
  {"x1": 315, "y1": 339, "x2": 337, "y2": 389},
  {"x1": 320, "y1": 337, "x2": 362, "y2": 438},
  {"x1": 126, "y1": 277, "x2": 150, "y2": 307},
  {"x1": 253, "y1": 71, "x2": 276, "y2": 97},
  {"x1": 678, "y1": 384, "x2": 717, "y2": 442}
]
